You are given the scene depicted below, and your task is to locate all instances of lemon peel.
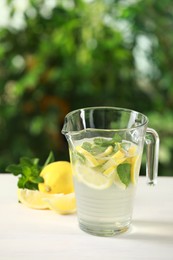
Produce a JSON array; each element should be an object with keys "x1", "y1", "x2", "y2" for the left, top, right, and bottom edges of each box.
[
  {"x1": 44, "y1": 193, "x2": 76, "y2": 215},
  {"x1": 103, "y1": 166, "x2": 116, "y2": 176},
  {"x1": 130, "y1": 155, "x2": 141, "y2": 185},
  {"x1": 75, "y1": 146, "x2": 99, "y2": 167},
  {"x1": 17, "y1": 188, "x2": 50, "y2": 209},
  {"x1": 98, "y1": 146, "x2": 113, "y2": 157},
  {"x1": 111, "y1": 150, "x2": 126, "y2": 165}
]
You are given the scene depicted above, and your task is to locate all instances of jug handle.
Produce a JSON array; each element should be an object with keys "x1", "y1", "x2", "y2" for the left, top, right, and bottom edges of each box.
[{"x1": 145, "y1": 128, "x2": 160, "y2": 185}]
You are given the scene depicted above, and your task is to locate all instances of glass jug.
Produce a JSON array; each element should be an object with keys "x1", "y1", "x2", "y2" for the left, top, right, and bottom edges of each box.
[{"x1": 62, "y1": 107, "x2": 159, "y2": 236}]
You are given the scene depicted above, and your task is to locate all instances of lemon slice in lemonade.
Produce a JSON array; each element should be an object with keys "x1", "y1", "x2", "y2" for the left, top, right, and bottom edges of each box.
[
  {"x1": 44, "y1": 193, "x2": 76, "y2": 215},
  {"x1": 130, "y1": 155, "x2": 141, "y2": 185},
  {"x1": 75, "y1": 165, "x2": 113, "y2": 190},
  {"x1": 17, "y1": 189, "x2": 49, "y2": 209},
  {"x1": 111, "y1": 150, "x2": 126, "y2": 165},
  {"x1": 75, "y1": 146, "x2": 99, "y2": 167}
]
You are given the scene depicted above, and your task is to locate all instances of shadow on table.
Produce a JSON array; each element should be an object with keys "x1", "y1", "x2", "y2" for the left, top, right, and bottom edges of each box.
[{"x1": 123, "y1": 220, "x2": 173, "y2": 243}]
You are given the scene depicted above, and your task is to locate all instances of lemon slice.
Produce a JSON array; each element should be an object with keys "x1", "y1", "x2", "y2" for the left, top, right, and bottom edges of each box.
[
  {"x1": 101, "y1": 158, "x2": 116, "y2": 171},
  {"x1": 130, "y1": 155, "x2": 141, "y2": 185},
  {"x1": 128, "y1": 145, "x2": 137, "y2": 157},
  {"x1": 44, "y1": 193, "x2": 76, "y2": 215},
  {"x1": 103, "y1": 165, "x2": 116, "y2": 176},
  {"x1": 95, "y1": 146, "x2": 113, "y2": 165},
  {"x1": 75, "y1": 164, "x2": 113, "y2": 190},
  {"x1": 17, "y1": 189, "x2": 50, "y2": 209},
  {"x1": 75, "y1": 146, "x2": 99, "y2": 167},
  {"x1": 98, "y1": 146, "x2": 113, "y2": 157},
  {"x1": 18, "y1": 189, "x2": 76, "y2": 214},
  {"x1": 111, "y1": 150, "x2": 126, "y2": 165}
]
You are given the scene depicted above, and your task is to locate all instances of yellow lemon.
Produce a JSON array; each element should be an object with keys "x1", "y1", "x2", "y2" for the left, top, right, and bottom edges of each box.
[
  {"x1": 17, "y1": 188, "x2": 50, "y2": 209},
  {"x1": 44, "y1": 193, "x2": 76, "y2": 215},
  {"x1": 38, "y1": 161, "x2": 74, "y2": 194}
]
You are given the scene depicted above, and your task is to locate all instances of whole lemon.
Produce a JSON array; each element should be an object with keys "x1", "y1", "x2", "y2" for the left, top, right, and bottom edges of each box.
[{"x1": 38, "y1": 161, "x2": 74, "y2": 194}]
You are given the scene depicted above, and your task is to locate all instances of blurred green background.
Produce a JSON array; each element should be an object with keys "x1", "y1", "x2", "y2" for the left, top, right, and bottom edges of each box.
[{"x1": 0, "y1": 0, "x2": 173, "y2": 176}]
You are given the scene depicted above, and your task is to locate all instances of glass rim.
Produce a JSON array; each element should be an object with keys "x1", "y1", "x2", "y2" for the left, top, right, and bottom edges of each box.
[{"x1": 62, "y1": 106, "x2": 149, "y2": 133}]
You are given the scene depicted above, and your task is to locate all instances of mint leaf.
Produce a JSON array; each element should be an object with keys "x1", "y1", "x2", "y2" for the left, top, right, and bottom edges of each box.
[
  {"x1": 90, "y1": 145, "x2": 106, "y2": 155},
  {"x1": 113, "y1": 143, "x2": 119, "y2": 153},
  {"x1": 17, "y1": 176, "x2": 27, "y2": 189},
  {"x1": 94, "y1": 137, "x2": 114, "y2": 147},
  {"x1": 5, "y1": 164, "x2": 22, "y2": 176},
  {"x1": 82, "y1": 142, "x2": 92, "y2": 152},
  {"x1": 117, "y1": 163, "x2": 131, "y2": 187},
  {"x1": 76, "y1": 152, "x2": 86, "y2": 164},
  {"x1": 94, "y1": 134, "x2": 122, "y2": 148},
  {"x1": 112, "y1": 133, "x2": 122, "y2": 142},
  {"x1": 20, "y1": 157, "x2": 39, "y2": 167},
  {"x1": 82, "y1": 141, "x2": 108, "y2": 155},
  {"x1": 21, "y1": 165, "x2": 32, "y2": 177},
  {"x1": 30, "y1": 176, "x2": 44, "y2": 184}
]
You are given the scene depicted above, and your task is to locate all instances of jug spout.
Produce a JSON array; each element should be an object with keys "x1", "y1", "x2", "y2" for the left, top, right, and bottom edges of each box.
[
  {"x1": 61, "y1": 117, "x2": 68, "y2": 136},
  {"x1": 61, "y1": 113, "x2": 80, "y2": 148},
  {"x1": 61, "y1": 108, "x2": 83, "y2": 136},
  {"x1": 61, "y1": 108, "x2": 88, "y2": 138},
  {"x1": 61, "y1": 117, "x2": 73, "y2": 147}
]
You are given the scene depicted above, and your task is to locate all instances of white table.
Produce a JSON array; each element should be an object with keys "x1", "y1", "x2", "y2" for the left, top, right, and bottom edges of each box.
[{"x1": 0, "y1": 174, "x2": 173, "y2": 260}]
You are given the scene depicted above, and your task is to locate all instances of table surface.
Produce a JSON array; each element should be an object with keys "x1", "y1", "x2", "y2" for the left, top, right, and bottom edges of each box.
[{"x1": 0, "y1": 174, "x2": 173, "y2": 260}]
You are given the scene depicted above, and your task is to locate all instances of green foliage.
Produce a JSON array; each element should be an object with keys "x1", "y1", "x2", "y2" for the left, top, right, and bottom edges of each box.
[
  {"x1": 0, "y1": 0, "x2": 173, "y2": 175},
  {"x1": 6, "y1": 151, "x2": 54, "y2": 189}
]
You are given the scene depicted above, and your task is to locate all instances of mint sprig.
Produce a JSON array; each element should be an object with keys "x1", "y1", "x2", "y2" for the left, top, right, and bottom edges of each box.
[
  {"x1": 6, "y1": 151, "x2": 54, "y2": 190},
  {"x1": 82, "y1": 142, "x2": 106, "y2": 155},
  {"x1": 80, "y1": 134, "x2": 122, "y2": 157}
]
